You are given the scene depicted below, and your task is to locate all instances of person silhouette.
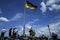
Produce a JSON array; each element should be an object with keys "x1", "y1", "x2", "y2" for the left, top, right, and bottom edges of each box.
[
  {"x1": 51, "y1": 32, "x2": 57, "y2": 40},
  {"x1": 1, "y1": 27, "x2": 6, "y2": 37},
  {"x1": 29, "y1": 27, "x2": 35, "y2": 37},
  {"x1": 9, "y1": 28, "x2": 12, "y2": 37},
  {"x1": 29, "y1": 27, "x2": 35, "y2": 40},
  {"x1": 13, "y1": 28, "x2": 18, "y2": 38}
]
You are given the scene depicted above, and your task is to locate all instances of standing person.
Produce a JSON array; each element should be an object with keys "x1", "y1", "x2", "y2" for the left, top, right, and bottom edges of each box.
[
  {"x1": 40, "y1": 35, "x2": 48, "y2": 40},
  {"x1": 29, "y1": 27, "x2": 35, "y2": 40},
  {"x1": 1, "y1": 27, "x2": 6, "y2": 40},
  {"x1": 1, "y1": 27, "x2": 6, "y2": 37},
  {"x1": 51, "y1": 32, "x2": 57, "y2": 40},
  {"x1": 9, "y1": 28, "x2": 12, "y2": 37},
  {"x1": 29, "y1": 27, "x2": 35, "y2": 37},
  {"x1": 13, "y1": 28, "x2": 18, "y2": 38}
]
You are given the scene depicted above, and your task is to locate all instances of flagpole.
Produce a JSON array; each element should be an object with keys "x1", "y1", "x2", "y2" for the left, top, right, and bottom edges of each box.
[
  {"x1": 47, "y1": 25, "x2": 51, "y2": 37},
  {"x1": 23, "y1": 0, "x2": 26, "y2": 36}
]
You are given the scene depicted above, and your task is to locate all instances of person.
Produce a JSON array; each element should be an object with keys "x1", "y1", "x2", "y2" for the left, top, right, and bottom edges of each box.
[
  {"x1": 40, "y1": 35, "x2": 48, "y2": 40},
  {"x1": 1, "y1": 27, "x2": 6, "y2": 40},
  {"x1": 29, "y1": 27, "x2": 35, "y2": 37},
  {"x1": 9, "y1": 28, "x2": 12, "y2": 37},
  {"x1": 13, "y1": 28, "x2": 18, "y2": 38},
  {"x1": 1, "y1": 27, "x2": 6, "y2": 37},
  {"x1": 51, "y1": 32, "x2": 57, "y2": 40},
  {"x1": 29, "y1": 27, "x2": 35, "y2": 40}
]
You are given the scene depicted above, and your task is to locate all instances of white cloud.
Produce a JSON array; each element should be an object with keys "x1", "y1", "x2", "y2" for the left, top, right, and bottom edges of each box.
[
  {"x1": 35, "y1": 22, "x2": 60, "y2": 37},
  {"x1": 11, "y1": 13, "x2": 22, "y2": 21},
  {"x1": 40, "y1": 0, "x2": 60, "y2": 12},
  {"x1": 26, "y1": 19, "x2": 39, "y2": 29},
  {"x1": 46, "y1": 0, "x2": 60, "y2": 11},
  {"x1": 26, "y1": 24, "x2": 32, "y2": 29},
  {"x1": 40, "y1": 2, "x2": 47, "y2": 13},
  {"x1": 46, "y1": 0, "x2": 60, "y2": 6},
  {"x1": 28, "y1": 19, "x2": 39, "y2": 24},
  {"x1": 0, "y1": 13, "x2": 22, "y2": 22},
  {"x1": 46, "y1": 0, "x2": 56, "y2": 6},
  {"x1": 49, "y1": 7, "x2": 53, "y2": 11},
  {"x1": 49, "y1": 4, "x2": 60, "y2": 11},
  {"x1": 0, "y1": 17, "x2": 9, "y2": 22}
]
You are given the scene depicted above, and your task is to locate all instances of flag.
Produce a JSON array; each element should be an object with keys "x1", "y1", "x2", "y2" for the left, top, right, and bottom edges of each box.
[{"x1": 25, "y1": 1, "x2": 37, "y2": 10}]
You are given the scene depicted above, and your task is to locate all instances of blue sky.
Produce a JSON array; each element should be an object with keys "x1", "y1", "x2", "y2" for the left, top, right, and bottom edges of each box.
[{"x1": 0, "y1": 0, "x2": 60, "y2": 37}]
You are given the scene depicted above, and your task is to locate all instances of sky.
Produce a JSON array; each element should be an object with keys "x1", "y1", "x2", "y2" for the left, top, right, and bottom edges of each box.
[{"x1": 0, "y1": 0, "x2": 60, "y2": 38}]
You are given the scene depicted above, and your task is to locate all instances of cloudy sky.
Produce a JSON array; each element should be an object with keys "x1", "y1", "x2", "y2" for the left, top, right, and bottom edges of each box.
[{"x1": 0, "y1": 0, "x2": 60, "y2": 38}]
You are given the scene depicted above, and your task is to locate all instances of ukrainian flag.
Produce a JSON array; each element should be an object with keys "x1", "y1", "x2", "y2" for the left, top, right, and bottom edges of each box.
[{"x1": 25, "y1": 1, "x2": 37, "y2": 10}]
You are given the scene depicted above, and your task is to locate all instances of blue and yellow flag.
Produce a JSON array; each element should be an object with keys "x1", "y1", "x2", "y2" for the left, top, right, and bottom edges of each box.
[{"x1": 25, "y1": 1, "x2": 37, "y2": 10}]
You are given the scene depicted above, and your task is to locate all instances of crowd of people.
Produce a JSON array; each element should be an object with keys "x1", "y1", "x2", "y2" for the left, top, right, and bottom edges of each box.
[
  {"x1": 0, "y1": 27, "x2": 59, "y2": 40},
  {"x1": 0, "y1": 27, "x2": 18, "y2": 40}
]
